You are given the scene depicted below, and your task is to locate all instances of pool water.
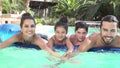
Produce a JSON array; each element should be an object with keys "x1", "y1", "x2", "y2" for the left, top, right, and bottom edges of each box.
[
  {"x1": 0, "y1": 47, "x2": 120, "y2": 68},
  {"x1": 0, "y1": 25, "x2": 120, "y2": 68}
]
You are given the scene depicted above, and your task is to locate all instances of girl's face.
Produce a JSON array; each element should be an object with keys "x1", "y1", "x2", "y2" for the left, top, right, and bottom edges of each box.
[
  {"x1": 21, "y1": 19, "x2": 36, "y2": 38},
  {"x1": 75, "y1": 28, "x2": 87, "y2": 42},
  {"x1": 55, "y1": 26, "x2": 67, "y2": 41}
]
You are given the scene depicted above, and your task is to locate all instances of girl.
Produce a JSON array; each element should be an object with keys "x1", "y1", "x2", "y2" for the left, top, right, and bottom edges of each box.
[{"x1": 47, "y1": 16, "x2": 73, "y2": 56}]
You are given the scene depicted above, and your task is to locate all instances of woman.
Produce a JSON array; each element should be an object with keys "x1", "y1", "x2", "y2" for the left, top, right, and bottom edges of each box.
[{"x1": 0, "y1": 13, "x2": 60, "y2": 58}]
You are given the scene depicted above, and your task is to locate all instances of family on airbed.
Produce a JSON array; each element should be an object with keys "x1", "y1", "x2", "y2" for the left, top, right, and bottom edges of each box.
[{"x1": 0, "y1": 13, "x2": 120, "y2": 59}]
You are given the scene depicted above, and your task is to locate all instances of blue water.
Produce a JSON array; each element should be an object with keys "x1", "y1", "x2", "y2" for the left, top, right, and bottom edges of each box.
[{"x1": 0, "y1": 47, "x2": 120, "y2": 68}]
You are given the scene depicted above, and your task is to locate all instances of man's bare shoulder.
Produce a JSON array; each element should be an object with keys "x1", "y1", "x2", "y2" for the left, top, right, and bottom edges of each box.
[{"x1": 89, "y1": 32, "x2": 100, "y2": 40}]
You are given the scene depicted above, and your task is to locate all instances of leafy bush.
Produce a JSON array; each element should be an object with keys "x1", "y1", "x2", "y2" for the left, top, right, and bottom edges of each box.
[
  {"x1": 35, "y1": 18, "x2": 45, "y2": 24},
  {"x1": 35, "y1": 17, "x2": 76, "y2": 26}
]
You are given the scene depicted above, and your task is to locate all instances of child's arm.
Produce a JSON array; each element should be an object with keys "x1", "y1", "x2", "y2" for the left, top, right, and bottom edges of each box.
[{"x1": 63, "y1": 39, "x2": 73, "y2": 57}]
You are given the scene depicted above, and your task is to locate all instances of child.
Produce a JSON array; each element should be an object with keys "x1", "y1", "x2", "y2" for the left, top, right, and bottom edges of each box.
[
  {"x1": 47, "y1": 16, "x2": 73, "y2": 56},
  {"x1": 69, "y1": 21, "x2": 90, "y2": 51}
]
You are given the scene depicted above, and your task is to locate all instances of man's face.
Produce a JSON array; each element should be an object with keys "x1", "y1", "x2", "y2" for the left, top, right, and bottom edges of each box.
[{"x1": 100, "y1": 21, "x2": 118, "y2": 44}]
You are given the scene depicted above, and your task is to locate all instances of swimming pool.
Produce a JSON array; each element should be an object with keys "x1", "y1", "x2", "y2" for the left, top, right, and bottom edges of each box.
[
  {"x1": 0, "y1": 24, "x2": 120, "y2": 68},
  {"x1": 0, "y1": 47, "x2": 120, "y2": 68}
]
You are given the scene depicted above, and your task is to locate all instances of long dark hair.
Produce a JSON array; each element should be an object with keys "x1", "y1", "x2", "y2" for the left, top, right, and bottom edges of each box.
[
  {"x1": 20, "y1": 13, "x2": 36, "y2": 28},
  {"x1": 54, "y1": 16, "x2": 68, "y2": 34}
]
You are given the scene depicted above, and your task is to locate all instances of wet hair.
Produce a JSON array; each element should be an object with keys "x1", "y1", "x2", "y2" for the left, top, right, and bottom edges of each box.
[
  {"x1": 75, "y1": 21, "x2": 88, "y2": 32},
  {"x1": 54, "y1": 16, "x2": 68, "y2": 34},
  {"x1": 20, "y1": 12, "x2": 36, "y2": 28},
  {"x1": 59, "y1": 16, "x2": 68, "y2": 23},
  {"x1": 100, "y1": 15, "x2": 119, "y2": 28}
]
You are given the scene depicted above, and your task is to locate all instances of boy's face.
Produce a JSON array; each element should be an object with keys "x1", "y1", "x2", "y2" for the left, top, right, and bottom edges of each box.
[{"x1": 75, "y1": 28, "x2": 87, "y2": 42}]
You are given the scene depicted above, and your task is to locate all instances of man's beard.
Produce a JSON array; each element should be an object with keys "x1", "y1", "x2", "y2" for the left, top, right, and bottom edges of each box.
[{"x1": 102, "y1": 36, "x2": 114, "y2": 45}]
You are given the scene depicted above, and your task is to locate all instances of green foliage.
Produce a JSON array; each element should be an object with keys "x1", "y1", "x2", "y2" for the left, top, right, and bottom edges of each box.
[
  {"x1": 52, "y1": 0, "x2": 120, "y2": 21},
  {"x1": 37, "y1": 17, "x2": 76, "y2": 26},
  {"x1": 2, "y1": 0, "x2": 120, "y2": 22},
  {"x1": 43, "y1": 18, "x2": 59, "y2": 25},
  {"x1": 2, "y1": 0, "x2": 26, "y2": 14},
  {"x1": 76, "y1": 0, "x2": 120, "y2": 21},
  {"x1": 52, "y1": 0, "x2": 82, "y2": 17},
  {"x1": 35, "y1": 18, "x2": 44, "y2": 24},
  {"x1": 2, "y1": 0, "x2": 12, "y2": 13}
]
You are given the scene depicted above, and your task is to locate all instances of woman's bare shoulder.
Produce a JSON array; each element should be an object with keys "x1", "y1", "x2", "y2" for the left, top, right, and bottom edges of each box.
[{"x1": 12, "y1": 33, "x2": 21, "y2": 40}]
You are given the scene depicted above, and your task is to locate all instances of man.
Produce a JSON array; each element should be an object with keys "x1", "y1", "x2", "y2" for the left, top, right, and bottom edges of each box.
[{"x1": 77, "y1": 15, "x2": 120, "y2": 52}]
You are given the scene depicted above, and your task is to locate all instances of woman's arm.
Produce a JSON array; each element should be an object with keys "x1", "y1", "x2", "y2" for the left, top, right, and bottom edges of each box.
[
  {"x1": 0, "y1": 35, "x2": 18, "y2": 49},
  {"x1": 47, "y1": 37, "x2": 54, "y2": 49},
  {"x1": 35, "y1": 37, "x2": 61, "y2": 58},
  {"x1": 44, "y1": 46, "x2": 61, "y2": 58}
]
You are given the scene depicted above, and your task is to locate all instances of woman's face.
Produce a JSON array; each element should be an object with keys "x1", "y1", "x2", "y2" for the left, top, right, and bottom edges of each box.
[
  {"x1": 75, "y1": 28, "x2": 87, "y2": 42},
  {"x1": 21, "y1": 19, "x2": 36, "y2": 38},
  {"x1": 55, "y1": 26, "x2": 67, "y2": 41}
]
